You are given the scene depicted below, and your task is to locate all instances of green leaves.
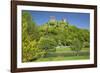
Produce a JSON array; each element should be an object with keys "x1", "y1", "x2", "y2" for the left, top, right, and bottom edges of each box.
[
  {"x1": 22, "y1": 40, "x2": 43, "y2": 62},
  {"x1": 70, "y1": 39, "x2": 83, "y2": 56},
  {"x1": 38, "y1": 37, "x2": 57, "y2": 52},
  {"x1": 22, "y1": 11, "x2": 90, "y2": 62},
  {"x1": 22, "y1": 11, "x2": 44, "y2": 62}
]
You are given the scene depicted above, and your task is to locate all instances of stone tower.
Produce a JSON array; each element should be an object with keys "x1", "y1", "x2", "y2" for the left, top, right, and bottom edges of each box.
[
  {"x1": 50, "y1": 16, "x2": 56, "y2": 22},
  {"x1": 62, "y1": 18, "x2": 66, "y2": 22}
]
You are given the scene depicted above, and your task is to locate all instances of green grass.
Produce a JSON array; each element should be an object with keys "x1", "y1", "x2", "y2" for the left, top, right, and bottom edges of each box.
[
  {"x1": 56, "y1": 47, "x2": 89, "y2": 52},
  {"x1": 30, "y1": 47, "x2": 90, "y2": 62},
  {"x1": 81, "y1": 48, "x2": 90, "y2": 51},
  {"x1": 56, "y1": 47, "x2": 71, "y2": 52},
  {"x1": 36, "y1": 56, "x2": 89, "y2": 62}
]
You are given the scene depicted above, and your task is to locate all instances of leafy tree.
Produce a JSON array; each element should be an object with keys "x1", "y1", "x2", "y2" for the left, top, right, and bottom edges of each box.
[
  {"x1": 22, "y1": 40, "x2": 45, "y2": 62},
  {"x1": 83, "y1": 42, "x2": 90, "y2": 48},
  {"x1": 70, "y1": 38, "x2": 83, "y2": 56},
  {"x1": 38, "y1": 37, "x2": 57, "y2": 56},
  {"x1": 22, "y1": 11, "x2": 43, "y2": 62}
]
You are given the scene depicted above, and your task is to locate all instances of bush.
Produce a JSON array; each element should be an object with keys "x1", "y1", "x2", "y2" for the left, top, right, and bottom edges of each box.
[
  {"x1": 83, "y1": 42, "x2": 90, "y2": 48},
  {"x1": 22, "y1": 39, "x2": 45, "y2": 62}
]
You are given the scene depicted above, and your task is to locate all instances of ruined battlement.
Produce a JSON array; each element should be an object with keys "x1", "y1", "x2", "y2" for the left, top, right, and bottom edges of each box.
[{"x1": 49, "y1": 16, "x2": 67, "y2": 23}]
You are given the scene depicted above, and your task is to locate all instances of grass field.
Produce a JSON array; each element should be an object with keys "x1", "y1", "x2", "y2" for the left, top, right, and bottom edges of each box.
[
  {"x1": 36, "y1": 56, "x2": 89, "y2": 62},
  {"x1": 34, "y1": 47, "x2": 90, "y2": 62},
  {"x1": 56, "y1": 47, "x2": 89, "y2": 52}
]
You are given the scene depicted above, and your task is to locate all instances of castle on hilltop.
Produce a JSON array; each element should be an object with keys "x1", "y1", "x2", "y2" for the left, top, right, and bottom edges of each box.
[{"x1": 49, "y1": 16, "x2": 67, "y2": 23}]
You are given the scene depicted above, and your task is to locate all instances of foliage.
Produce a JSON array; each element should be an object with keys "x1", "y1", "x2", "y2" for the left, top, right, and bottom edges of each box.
[
  {"x1": 70, "y1": 39, "x2": 83, "y2": 56},
  {"x1": 22, "y1": 11, "x2": 44, "y2": 62},
  {"x1": 22, "y1": 11, "x2": 90, "y2": 62},
  {"x1": 38, "y1": 37, "x2": 57, "y2": 56},
  {"x1": 22, "y1": 40, "x2": 45, "y2": 62}
]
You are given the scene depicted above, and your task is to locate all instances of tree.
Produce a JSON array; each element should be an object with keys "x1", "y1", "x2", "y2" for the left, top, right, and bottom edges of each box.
[
  {"x1": 22, "y1": 40, "x2": 45, "y2": 62},
  {"x1": 38, "y1": 37, "x2": 57, "y2": 56},
  {"x1": 70, "y1": 38, "x2": 83, "y2": 56},
  {"x1": 83, "y1": 42, "x2": 90, "y2": 48},
  {"x1": 22, "y1": 11, "x2": 43, "y2": 62}
]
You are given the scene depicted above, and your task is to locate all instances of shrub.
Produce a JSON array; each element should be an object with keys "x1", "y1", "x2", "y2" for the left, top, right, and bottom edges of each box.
[{"x1": 22, "y1": 40, "x2": 45, "y2": 62}]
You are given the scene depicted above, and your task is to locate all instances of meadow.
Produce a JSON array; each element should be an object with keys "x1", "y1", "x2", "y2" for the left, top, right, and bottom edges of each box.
[{"x1": 36, "y1": 47, "x2": 90, "y2": 62}]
